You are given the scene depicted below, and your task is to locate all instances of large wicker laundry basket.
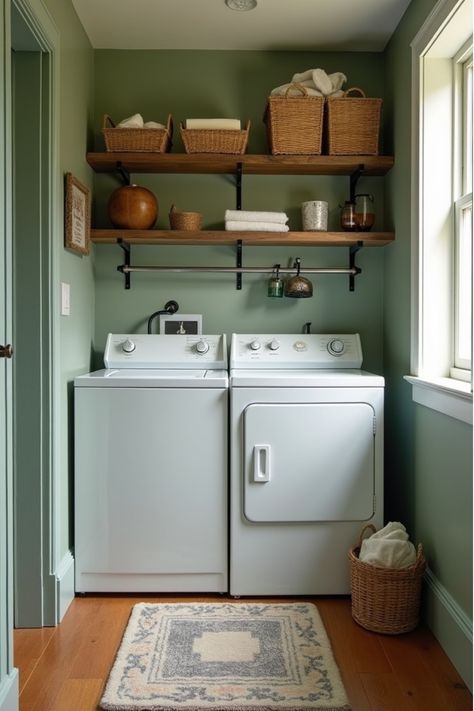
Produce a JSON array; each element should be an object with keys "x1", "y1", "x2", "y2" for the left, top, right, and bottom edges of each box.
[
  {"x1": 349, "y1": 524, "x2": 426, "y2": 634},
  {"x1": 264, "y1": 83, "x2": 324, "y2": 155},
  {"x1": 325, "y1": 88, "x2": 382, "y2": 155}
]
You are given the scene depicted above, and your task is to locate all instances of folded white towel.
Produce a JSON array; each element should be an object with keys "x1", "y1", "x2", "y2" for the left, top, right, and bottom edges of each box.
[
  {"x1": 225, "y1": 209, "x2": 288, "y2": 224},
  {"x1": 291, "y1": 69, "x2": 315, "y2": 83},
  {"x1": 328, "y1": 72, "x2": 347, "y2": 92},
  {"x1": 118, "y1": 113, "x2": 144, "y2": 128},
  {"x1": 312, "y1": 68, "x2": 333, "y2": 96},
  {"x1": 144, "y1": 120, "x2": 166, "y2": 129},
  {"x1": 359, "y1": 522, "x2": 417, "y2": 569},
  {"x1": 185, "y1": 118, "x2": 241, "y2": 130},
  {"x1": 226, "y1": 220, "x2": 289, "y2": 232}
]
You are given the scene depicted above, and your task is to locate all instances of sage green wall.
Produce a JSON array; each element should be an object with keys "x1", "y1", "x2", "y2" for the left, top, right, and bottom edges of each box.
[
  {"x1": 385, "y1": 0, "x2": 472, "y2": 687},
  {"x1": 92, "y1": 50, "x2": 387, "y2": 370},
  {"x1": 42, "y1": 0, "x2": 94, "y2": 562}
]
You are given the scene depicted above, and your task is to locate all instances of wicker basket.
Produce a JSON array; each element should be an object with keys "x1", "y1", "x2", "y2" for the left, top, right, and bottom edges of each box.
[
  {"x1": 169, "y1": 205, "x2": 202, "y2": 231},
  {"x1": 103, "y1": 114, "x2": 173, "y2": 153},
  {"x1": 180, "y1": 121, "x2": 250, "y2": 155},
  {"x1": 325, "y1": 88, "x2": 382, "y2": 155},
  {"x1": 349, "y1": 524, "x2": 426, "y2": 634},
  {"x1": 264, "y1": 84, "x2": 324, "y2": 155}
]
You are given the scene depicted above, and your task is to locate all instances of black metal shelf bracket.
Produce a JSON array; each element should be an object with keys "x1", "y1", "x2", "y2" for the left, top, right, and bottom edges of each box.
[
  {"x1": 236, "y1": 162, "x2": 243, "y2": 210},
  {"x1": 349, "y1": 164, "x2": 364, "y2": 203},
  {"x1": 236, "y1": 239, "x2": 243, "y2": 290},
  {"x1": 117, "y1": 238, "x2": 131, "y2": 289},
  {"x1": 115, "y1": 161, "x2": 131, "y2": 186},
  {"x1": 349, "y1": 240, "x2": 363, "y2": 291}
]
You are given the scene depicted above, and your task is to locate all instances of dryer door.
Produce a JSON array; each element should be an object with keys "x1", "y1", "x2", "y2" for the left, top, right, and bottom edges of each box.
[{"x1": 243, "y1": 402, "x2": 375, "y2": 522}]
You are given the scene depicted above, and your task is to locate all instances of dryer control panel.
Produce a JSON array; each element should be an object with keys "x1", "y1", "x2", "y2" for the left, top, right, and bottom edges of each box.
[{"x1": 230, "y1": 333, "x2": 363, "y2": 369}]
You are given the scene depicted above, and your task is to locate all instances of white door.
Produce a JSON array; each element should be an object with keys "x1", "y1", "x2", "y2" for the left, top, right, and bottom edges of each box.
[{"x1": 243, "y1": 402, "x2": 375, "y2": 522}]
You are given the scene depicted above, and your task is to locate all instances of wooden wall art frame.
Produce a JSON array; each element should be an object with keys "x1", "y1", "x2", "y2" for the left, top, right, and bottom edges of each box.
[{"x1": 64, "y1": 173, "x2": 90, "y2": 255}]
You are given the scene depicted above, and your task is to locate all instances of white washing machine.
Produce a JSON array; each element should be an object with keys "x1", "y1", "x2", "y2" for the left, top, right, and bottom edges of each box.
[
  {"x1": 229, "y1": 333, "x2": 384, "y2": 596},
  {"x1": 74, "y1": 333, "x2": 228, "y2": 593}
]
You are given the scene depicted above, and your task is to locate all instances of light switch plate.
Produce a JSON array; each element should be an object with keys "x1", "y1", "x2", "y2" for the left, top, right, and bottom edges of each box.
[{"x1": 61, "y1": 282, "x2": 70, "y2": 316}]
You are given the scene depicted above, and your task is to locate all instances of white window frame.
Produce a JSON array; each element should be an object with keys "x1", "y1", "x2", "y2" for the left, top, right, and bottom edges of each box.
[{"x1": 407, "y1": 0, "x2": 473, "y2": 425}]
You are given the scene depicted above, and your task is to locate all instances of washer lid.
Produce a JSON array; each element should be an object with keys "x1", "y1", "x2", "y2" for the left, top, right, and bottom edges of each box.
[
  {"x1": 75, "y1": 368, "x2": 229, "y2": 388},
  {"x1": 230, "y1": 368, "x2": 384, "y2": 387}
]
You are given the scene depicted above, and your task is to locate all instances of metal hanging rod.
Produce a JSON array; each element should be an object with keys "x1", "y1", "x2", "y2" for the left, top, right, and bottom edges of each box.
[{"x1": 118, "y1": 264, "x2": 359, "y2": 276}]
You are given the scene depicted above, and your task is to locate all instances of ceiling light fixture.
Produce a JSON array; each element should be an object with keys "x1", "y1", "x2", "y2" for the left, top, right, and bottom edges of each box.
[{"x1": 225, "y1": 0, "x2": 257, "y2": 11}]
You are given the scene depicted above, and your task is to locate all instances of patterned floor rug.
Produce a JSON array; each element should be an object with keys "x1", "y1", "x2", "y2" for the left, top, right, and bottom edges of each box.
[{"x1": 100, "y1": 602, "x2": 350, "y2": 711}]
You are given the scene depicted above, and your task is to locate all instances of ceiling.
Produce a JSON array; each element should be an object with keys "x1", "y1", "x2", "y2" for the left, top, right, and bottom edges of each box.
[{"x1": 71, "y1": 0, "x2": 412, "y2": 52}]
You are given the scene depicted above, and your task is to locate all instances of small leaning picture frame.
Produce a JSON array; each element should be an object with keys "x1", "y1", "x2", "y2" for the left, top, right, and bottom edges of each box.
[{"x1": 64, "y1": 173, "x2": 90, "y2": 255}]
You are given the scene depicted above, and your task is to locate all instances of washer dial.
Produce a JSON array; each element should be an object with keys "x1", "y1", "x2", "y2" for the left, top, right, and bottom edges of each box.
[
  {"x1": 122, "y1": 338, "x2": 136, "y2": 353},
  {"x1": 195, "y1": 340, "x2": 210, "y2": 354},
  {"x1": 250, "y1": 339, "x2": 261, "y2": 351},
  {"x1": 327, "y1": 338, "x2": 345, "y2": 356}
]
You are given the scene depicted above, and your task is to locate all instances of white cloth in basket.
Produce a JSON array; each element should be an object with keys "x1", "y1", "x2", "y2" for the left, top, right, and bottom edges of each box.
[{"x1": 359, "y1": 522, "x2": 417, "y2": 569}]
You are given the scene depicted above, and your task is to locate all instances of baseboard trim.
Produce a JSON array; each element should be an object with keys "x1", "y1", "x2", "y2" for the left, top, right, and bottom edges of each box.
[
  {"x1": 424, "y1": 566, "x2": 473, "y2": 691},
  {"x1": 56, "y1": 550, "x2": 75, "y2": 623},
  {"x1": 0, "y1": 670, "x2": 19, "y2": 711}
]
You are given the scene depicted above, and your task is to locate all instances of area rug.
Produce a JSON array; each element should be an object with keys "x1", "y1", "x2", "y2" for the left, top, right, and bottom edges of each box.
[{"x1": 100, "y1": 602, "x2": 350, "y2": 711}]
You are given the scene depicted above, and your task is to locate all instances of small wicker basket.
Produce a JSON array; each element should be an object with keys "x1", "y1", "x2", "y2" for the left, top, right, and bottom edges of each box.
[
  {"x1": 264, "y1": 84, "x2": 324, "y2": 155},
  {"x1": 169, "y1": 205, "x2": 202, "y2": 231},
  {"x1": 180, "y1": 121, "x2": 250, "y2": 155},
  {"x1": 102, "y1": 114, "x2": 173, "y2": 153},
  {"x1": 325, "y1": 88, "x2": 382, "y2": 155},
  {"x1": 349, "y1": 524, "x2": 426, "y2": 635}
]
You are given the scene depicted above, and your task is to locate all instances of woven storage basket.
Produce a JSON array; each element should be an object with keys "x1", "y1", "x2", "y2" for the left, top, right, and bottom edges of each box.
[
  {"x1": 349, "y1": 524, "x2": 426, "y2": 634},
  {"x1": 103, "y1": 114, "x2": 173, "y2": 153},
  {"x1": 180, "y1": 121, "x2": 250, "y2": 155},
  {"x1": 169, "y1": 205, "x2": 202, "y2": 231},
  {"x1": 325, "y1": 88, "x2": 382, "y2": 155},
  {"x1": 264, "y1": 84, "x2": 324, "y2": 155}
]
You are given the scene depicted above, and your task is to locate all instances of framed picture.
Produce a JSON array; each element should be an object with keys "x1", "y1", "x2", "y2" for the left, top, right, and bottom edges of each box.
[
  {"x1": 64, "y1": 173, "x2": 90, "y2": 255},
  {"x1": 159, "y1": 314, "x2": 202, "y2": 335}
]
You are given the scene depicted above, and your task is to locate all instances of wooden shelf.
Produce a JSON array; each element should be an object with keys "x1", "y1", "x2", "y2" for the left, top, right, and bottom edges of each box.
[
  {"x1": 91, "y1": 229, "x2": 394, "y2": 247},
  {"x1": 86, "y1": 153, "x2": 394, "y2": 176}
]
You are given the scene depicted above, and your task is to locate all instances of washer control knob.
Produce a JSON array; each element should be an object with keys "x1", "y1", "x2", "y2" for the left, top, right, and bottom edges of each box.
[
  {"x1": 327, "y1": 338, "x2": 345, "y2": 356},
  {"x1": 250, "y1": 339, "x2": 261, "y2": 351},
  {"x1": 195, "y1": 340, "x2": 210, "y2": 354},
  {"x1": 122, "y1": 338, "x2": 136, "y2": 353},
  {"x1": 268, "y1": 339, "x2": 280, "y2": 351}
]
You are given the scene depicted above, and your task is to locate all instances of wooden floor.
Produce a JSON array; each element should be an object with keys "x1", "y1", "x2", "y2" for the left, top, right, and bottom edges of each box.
[{"x1": 14, "y1": 595, "x2": 472, "y2": 711}]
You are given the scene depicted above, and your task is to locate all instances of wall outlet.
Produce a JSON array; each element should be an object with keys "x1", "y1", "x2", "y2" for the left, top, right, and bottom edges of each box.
[{"x1": 61, "y1": 282, "x2": 70, "y2": 316}]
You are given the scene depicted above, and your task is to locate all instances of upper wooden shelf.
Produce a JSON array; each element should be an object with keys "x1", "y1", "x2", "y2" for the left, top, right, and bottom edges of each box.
[
  {"x1": 86, "y1": 153, "x2": 394, "y2": 176},
  {"x1": 91, "y1": 230, "x2": 394, "y2": 247}
]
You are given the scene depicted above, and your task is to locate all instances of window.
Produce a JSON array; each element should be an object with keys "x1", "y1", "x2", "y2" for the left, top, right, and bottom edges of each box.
[
  {"x1": 407, "y1": 0, "x2": 473, "y2": 425},
  {"x1": 453, "y1": 50, "x2": 472, "y2": 379}
]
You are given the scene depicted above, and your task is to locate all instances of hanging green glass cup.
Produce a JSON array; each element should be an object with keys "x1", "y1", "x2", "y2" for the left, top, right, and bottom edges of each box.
[{"x1": 268, "y1": 264, "x2": 284, "y2": 298}]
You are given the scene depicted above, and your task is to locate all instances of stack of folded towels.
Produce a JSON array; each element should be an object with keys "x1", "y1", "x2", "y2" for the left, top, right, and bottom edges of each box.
[
  {"x1": 359, "y1": 522, "x2": 417, "y2": 569},
  {"x1": 117, "y1": 113, "x2": 165, "y2": 129},
  {"x1": 225, "y1": 209, "x2": 289, "y2": 232},
  {"x1": 271, "y1": 68, "x2": 347, "y2": 97}
]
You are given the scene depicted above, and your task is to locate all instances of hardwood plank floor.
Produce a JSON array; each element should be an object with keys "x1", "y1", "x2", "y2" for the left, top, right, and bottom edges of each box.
[{"x1": 14, "y1": 595, "x2": 472, "y2": 711}]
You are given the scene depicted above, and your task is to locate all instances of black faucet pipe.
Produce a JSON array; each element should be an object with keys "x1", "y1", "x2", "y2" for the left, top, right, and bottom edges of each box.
[{"x1": 147, "y1": 300, "x2": 179, "y2": 334}]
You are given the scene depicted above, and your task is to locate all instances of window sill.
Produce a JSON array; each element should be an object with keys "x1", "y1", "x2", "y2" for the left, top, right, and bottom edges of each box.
[{"x1": 404, "y1": 375, "x2": 472, "y2": 425}]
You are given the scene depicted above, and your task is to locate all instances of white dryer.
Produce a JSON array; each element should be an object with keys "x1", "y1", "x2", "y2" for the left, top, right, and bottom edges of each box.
[
  {"x1": 74, "y1": 333, "x2": 228, "y2": 593},
  {"x1": 229, "y1": 333, "x2": 384, "y2": 596}
]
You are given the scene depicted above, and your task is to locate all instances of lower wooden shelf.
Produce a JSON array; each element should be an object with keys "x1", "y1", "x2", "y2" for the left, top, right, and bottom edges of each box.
[{"x1": 91, "y1": 229, "x2": 394, "y2": 247}]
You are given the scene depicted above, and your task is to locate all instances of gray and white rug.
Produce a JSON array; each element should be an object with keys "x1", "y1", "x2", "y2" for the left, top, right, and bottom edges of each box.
[{"x1": 100, "y1": 602, "x2": 350, "y2": 711}]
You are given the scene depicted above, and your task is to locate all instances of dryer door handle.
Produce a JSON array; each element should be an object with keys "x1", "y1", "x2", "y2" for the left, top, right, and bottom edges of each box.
[{"x1": 253, "y1": 445, "x2": 271, "y2": 482}]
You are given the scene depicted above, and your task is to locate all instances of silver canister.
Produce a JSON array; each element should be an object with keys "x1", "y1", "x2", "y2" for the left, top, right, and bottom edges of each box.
[{"x1": 302, "y1": 200, "x2": 328, "y2": 231}]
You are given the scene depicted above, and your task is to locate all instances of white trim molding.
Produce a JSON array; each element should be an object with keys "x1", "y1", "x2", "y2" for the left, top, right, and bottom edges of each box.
[
  {"x1": 424, "y1": 566, "x2": 473, "y2": 690},
  {"x1": 0, "y1": 670, "x2": 18, "y2": 711},
  {"x1": 55, "y1": 551, "x2": 74, "y2": 623},
  {"x1": 405, "y1": 375, "x2": 472, "y2": 423}
]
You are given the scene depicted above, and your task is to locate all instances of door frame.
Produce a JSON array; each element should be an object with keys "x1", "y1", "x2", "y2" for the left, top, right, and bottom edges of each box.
[{"x1": 8, "y1": 0, "x2": 60, "y2": 632}]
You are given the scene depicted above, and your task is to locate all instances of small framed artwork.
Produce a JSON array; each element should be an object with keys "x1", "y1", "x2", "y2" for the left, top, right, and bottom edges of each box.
[
  {"x1": 159, "y1": 314, "x2": 202, "y2": 335},
  {"x1": 64, "y1": 173, "x2": 90, "y2": 255}
]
